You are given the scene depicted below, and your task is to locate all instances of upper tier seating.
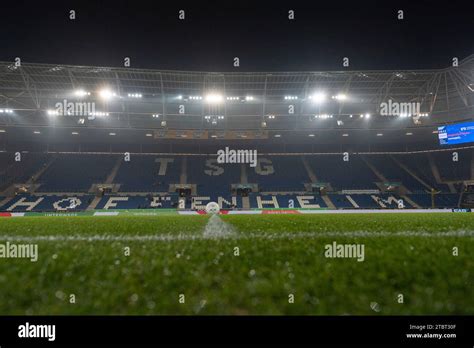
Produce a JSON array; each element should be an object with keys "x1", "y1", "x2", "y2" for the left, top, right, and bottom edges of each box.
[
  {"x1": 0, "y1": 152, "x2": 48, "y2": 190},
  {"x1": 115, "y1": 156, "x2": 181, "y2": 192},
  {"x1": 433, "y1": 150, "x2": 472, "y2": 182},
  {"x1": 307, "y1": 155, "x2": 379, "y2": 191},
  {"x1": 398, "y1": 154, "x2": 449, "y2": 192},
  {"x1": 247, "y1": 156, "x2": 310, "y2": 192},
  {"x1": 186, "y1": 156, "x2": 241, "y2": 195},
  {"x1": 0, "y1": 151, "x2": 471, "y2": 203},
  {"x1": 37, "y1": 154, "x2": 117, "y2": 192},
  {"x1": 369, "y1": 155, "x2": 426, "y2": 193}
]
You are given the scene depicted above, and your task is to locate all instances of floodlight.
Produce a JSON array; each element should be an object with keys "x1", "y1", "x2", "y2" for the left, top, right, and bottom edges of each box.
[
  {"x1": 89, "y1": 111, "x2": 109, "y2": 117},
  {"x1": 74, "y1": 89, "x2": 90, "y2": 97},
  {"x1": 309, "y1": 92, "x2": 326, "y2": 103},
  {"x1": 127, "y1": 93, "x2": 142, "y2": 98},
  {"x1": 332, "y1": 94, "x2": 347, "y2": 101},
  {"x1": 205, "y1": 93, "x2": 223, "y2": 104},
  {"x1": 99, "y1": 89, "x2": 116, "y2": 100}
]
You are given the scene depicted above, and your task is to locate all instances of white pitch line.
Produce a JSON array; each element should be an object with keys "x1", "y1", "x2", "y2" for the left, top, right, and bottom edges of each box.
[{"x1": 0, "y1": 230, "x2": 473, "y2": 242}]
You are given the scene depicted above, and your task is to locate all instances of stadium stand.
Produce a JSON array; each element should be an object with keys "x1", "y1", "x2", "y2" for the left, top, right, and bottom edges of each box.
[
  {"x1": 3, "y1": 194, "x2": 94, "y2": 212},
  {"x1": 368, "y1": 155, "x2": 426, "y2": 193},
  {"x1": 115, "y1": 156, "x2": 181, "y2": 192},
  {"x1": 407, "y1": 193, "x2": 460, "y2": 209},
  {"x1": 1, "y1": 60, "x2": 472, "y2": 212},
  {"x1": 433, "y1": 150, "x2": 472, "y2": 182},
  {"x1": 190, "y1": 195, "x2": 242, "y2": 210},
  {"x1": 0, "y1": 152, "x2": 48, "y2": 190},
  {"x1": 306, "y1": 155, "x2": 379, "y2": 191},
  {"x1": 248, "y1": 193, "x2": 327, "y2": 209},
  {"x1": 36, "y1": 154, "x2": 117, "y2": 192},
  {"x1": 95, "y1": 194, "x2": 176, "y2": 209},
  {"x1": 0, "y1": 151, "x2": 472, "y2": 211},
  {"x1": 186, "y1": 156, "x2": 240, "y2": 195},
  {"x1": 397, "y1": 154, "x2": 450, "y2": 192},
  {"x1": 247, "y1": 156, "x2": 309, "y2": 192}
]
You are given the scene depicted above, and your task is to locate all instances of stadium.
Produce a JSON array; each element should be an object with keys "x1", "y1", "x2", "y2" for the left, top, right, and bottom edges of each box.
[{"x1": 0, "y1": 55, "x2": 473, "y2": 316}]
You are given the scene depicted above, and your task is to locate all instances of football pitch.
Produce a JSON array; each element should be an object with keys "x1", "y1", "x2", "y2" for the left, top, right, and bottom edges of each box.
[{"x1": 0, "y1": 213, "x2": 473, "y2": 315}]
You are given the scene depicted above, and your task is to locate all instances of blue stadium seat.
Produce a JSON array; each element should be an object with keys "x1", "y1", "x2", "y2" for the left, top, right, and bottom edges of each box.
[
  {"x1": 307, "y1": 155, "x2": 378, "y2": 191},
  {"x1": 0, "y1": 153, "x2": 48, "y2": 190},
  {"x1": 399, "y1": 154, "x2": 449, "y2": 192},
  {"x1": 247, "y1": 156, "x2": 309, "y2": 192},
  {"x1": 37, "y1": 155, "x2": 117, "y2": 192},
  {"x1": 115, "y1": 156, "x2": 180, "y2": 192},
  {"x1": 370, "y1": 155, "x2": 426, "y2": 193},
  {"x1": 433, "y1": 150, "x2": 472, "y2": 182},
  {"x1": 407, "y1": 193, "x2": 460, "y2": 208},
  {"x1": 186, "y1": 156, "x2": 240, "y2": 195}
]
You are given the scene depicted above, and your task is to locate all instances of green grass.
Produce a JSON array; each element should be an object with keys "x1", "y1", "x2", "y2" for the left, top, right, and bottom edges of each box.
[{"x1": 0, "y1": 213, "x2": 472, "y2": 315}]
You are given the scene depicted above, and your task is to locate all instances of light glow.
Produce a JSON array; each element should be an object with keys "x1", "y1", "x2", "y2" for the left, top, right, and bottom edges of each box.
[
  {"x1": 99, "y1": 89, "x2": 116, "y2": 100},
  {"x1": 205, "y1": 93, "x2": 224, "y2": 104},
  {"x1": 309, "y1": 92, "x2": 326, "y2": 103},
  {"x1": 74, "y1": 89, "x2": 90, "y2": 97}
]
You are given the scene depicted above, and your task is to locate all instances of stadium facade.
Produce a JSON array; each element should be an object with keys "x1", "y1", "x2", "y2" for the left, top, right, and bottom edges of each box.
[{"x1": 0, "y1": 57, "x2": 473, "y2": 213}]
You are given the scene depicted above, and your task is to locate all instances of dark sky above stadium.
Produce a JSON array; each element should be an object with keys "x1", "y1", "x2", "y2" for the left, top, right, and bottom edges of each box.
[{"x1": 0, "y1": 0, "x2": 472, "y2": 71}]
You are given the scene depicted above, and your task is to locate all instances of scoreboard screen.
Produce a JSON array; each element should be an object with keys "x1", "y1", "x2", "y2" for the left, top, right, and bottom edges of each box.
[{"x1": 438, "y1": 121, "x2": 474, "y2": 145}]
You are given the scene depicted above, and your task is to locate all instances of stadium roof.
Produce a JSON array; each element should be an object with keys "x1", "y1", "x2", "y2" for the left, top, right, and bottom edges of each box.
[{"x1": 0, "y1": 55, "x2": 472, "y2": 145}]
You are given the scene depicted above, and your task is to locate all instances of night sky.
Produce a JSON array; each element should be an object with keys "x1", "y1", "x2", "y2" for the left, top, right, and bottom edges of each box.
[{"x1": 0, "y1": 0, "x2": 472, "y2": 71}]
